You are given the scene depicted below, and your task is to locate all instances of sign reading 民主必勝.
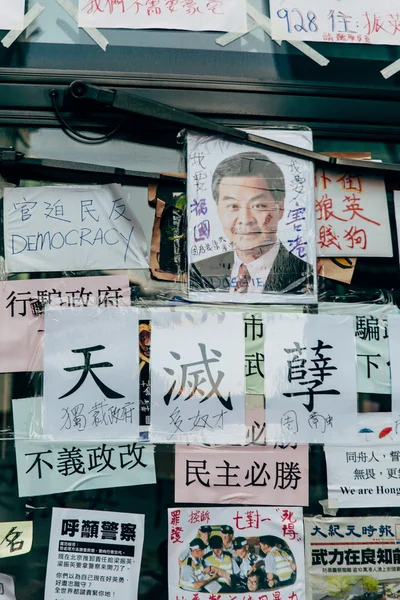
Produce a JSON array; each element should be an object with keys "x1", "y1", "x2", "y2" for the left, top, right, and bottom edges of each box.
[{"x1": 305, "y1": 516, "x2": 400, "y2": 600}]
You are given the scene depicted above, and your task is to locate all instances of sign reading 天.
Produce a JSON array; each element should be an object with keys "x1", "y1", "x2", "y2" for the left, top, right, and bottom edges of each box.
[
  {"x1": 168, "y1": 506, "x2": 305, "y2": 600},
  {"x1": 187, "y1": 130, "x2": 317, "y2": 305},
  {"x1": 43, "y1": 307, "x2": 140, "y2": 441},
  {"x1": 4, "y1": 184, "x2": 149, "y2": 273},
  {"x1": 315, "y1": 169, "x2": 392, "y2": 257},
  {"x1": 175, "y1": 444, "x2": 309, "y2": 505},
  {"x1": 13, "y1": 397, "x2": 155, "y2": 497},
  {"x1": 325, "y1": 445, "x2": 400, "y2": 508},
  {"x1": 78, "y1": 0, "x2": 247, "y2": 32},
  {"x1": 44, "y1": 508, "x2": 144, "y2": 600},
  {"x1": 150, "y1": 311, "x2": 246, "y2": 444},
  {"x1": 270, "y1": 0, "x2": 400, "y2": 45},
  {"x1": 305, "y1": 516, "x2": 400, "y2": 600},
  {"x1": 0, "y1": 275, "x2": 130, "y2": 373},
  {"x1": 0, "y1": 521, "x2": 32, "y2": 558},
  {"x1": 264, "y1": 314, "x2": 358, "y2": 443}
]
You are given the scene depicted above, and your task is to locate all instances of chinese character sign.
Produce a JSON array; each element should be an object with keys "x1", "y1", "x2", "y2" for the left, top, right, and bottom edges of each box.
[
  {"x1": 305, "y1": 516, "x2": 400, "y2": 600},
  {"x1": 0, "y1": 275, "x2": 130, "y2": 373},
  {"x1": 78, "y1": 0, "x2": 247, "y2": 31},
  {"x1": 43, "y1": 307, "x2": 140, "y2": 441},
  {"x1": 325, "y1": 445, "x2": 400, "y2": 508},
  {"x1": 44, "y1": 508, "x2": 144, "y2": 600},
  {"x1": 150, "y1": 311, "x2": 246, "y2": 443},
  {"x1": 175, "y1": 444, "x2": 309, "y2": 505},
  {"x1": 168, "y1": 506, "x2": 305, "y2": 600},
  {"x1": 0, "y1": 521, "x2": 32, "y2": 558},
  {"x1": 315, "y1": 169, "x2": 392, "y2": 257},
  {"x1": 263, "y1": 314, "x2": 358, "y2": 443},
  {"x1": 270, "y1": 0, "x2": 400, "y2": 45},
  {"x1": 12, "y1": 397, "x2": 155, "y2": 497},
  {"x1": 188, "y1": 130, "x2": 317, "y2": 305},
  {"x1": 4, "y1": 184, "x2": 149, "y2": 273}
]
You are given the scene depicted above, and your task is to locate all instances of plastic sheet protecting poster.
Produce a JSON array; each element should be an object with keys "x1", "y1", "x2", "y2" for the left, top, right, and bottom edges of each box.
[
  {"x1": 149, "y1": 310, "x2": 246, "y2": 444},
  {"x1": 386, "y1": 314, "x2": 400, "y2": 438},
  {"x1": 12, "y1": 397, "x2": 156, "y2": 497},
  {"x1": 0, "y1": 275, "x2": 130, "y2": 373},
  {"x1": 168, "y1": 506, "x2": 305, "y2": 600},
  {"x1": 174, "y1": 444, "x2": 309, "y2": 505},
  {"x1": 269, "y1": 0, "x2": 400, "y2": 45},
  {"x1": 0, "y1": 574, "x2": 16, "y2": 600},
  {"x1": 305, "y1": 516, "x2": 400, "y2": 600},
  {"x1": 42, "y1": 306, "x2": 140, "y2": 441},
  {"x1": 263, "y1": 313, "x2": 358, "y2": 444},
  {"x1": 315, "y1": 169, "x2": 392, "y2": 257},
  {"x1": 3, "y1": 184, "x2": 149, "y2": 273},
  {"x1": 0, "y1": 521, "x2": 32, "y2": 557},
  {"x1": 78, "y1": 0, "x2": 247, "y2": 32},
  {"x1": 187, "y1": 129, "x2": 317, "y2": 304},
  {"x1": 325, "y1": 444, "x2": 400, "y2": 508},
  {"x1": 44, "y1": 507, "x2": 144, "y2": 600}
]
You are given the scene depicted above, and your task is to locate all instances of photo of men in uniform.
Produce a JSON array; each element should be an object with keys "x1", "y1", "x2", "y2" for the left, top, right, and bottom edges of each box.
[{"x1": 190, "y1": 151, "x2": 314, "y2": 297}]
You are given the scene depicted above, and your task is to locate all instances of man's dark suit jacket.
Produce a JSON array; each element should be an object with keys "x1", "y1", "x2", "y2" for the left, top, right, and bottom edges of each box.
[{"x1": 190, "y1": 243, "x2": 314, "y2": 295}]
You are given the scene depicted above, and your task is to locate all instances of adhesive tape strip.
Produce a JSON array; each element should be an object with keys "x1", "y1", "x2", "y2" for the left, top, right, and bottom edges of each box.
[
  {"x1": 1, "y1": 4, "x2": 44, "y2": 49},
  {"x1": 56, "y1": 0, "x2": 109, "y2": 52}
]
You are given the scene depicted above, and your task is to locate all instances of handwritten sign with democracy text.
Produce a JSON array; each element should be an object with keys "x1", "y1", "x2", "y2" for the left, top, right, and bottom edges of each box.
[
  {"x1": 270, "y1": 0, "x2": 400, "y2": 45},
  {"x1": 78, "y1": 0, "x2": 247, "y2": 32},
  {"x1": 4, "y1": 184, "x2": 149, "y2": 273}
]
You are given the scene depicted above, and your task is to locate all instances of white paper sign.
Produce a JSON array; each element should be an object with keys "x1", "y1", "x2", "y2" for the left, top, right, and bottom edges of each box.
[
  {"x1": 187, "y1": 130, "x2": 317, "y2": 305},
  {"x1": 13, "y1": 397, "x2": 155, "y2": 497},
  {"x1": 325, "y1": 444, "x2": 400, "y2": 508},
  {"x1": 150, "y1": 310, "x2": 246, "y2": 444},
  {"x1": 315, "y1": 169, "x2": 392, "y2": 257},
  {"x1": 264, "y1": 313, "x2": 358, "y2": 443},
  {"x1": 270, "y1": 0, "x2": 400, "y2": 45},
  {"x1": 0, "y1": 574, "x2": 16, "y2": 600},
  {"x1": 319, "y1": 302, "x2": 398, "y2": 395},
  {"x1": 45, "y1": 508, "x2": 144, "y2": 600},
  {"x1": 43, "y1": 307, "x2": 140, "y2": 441},
  {"x1": 78, "y1": 0, "x2": 247, "y2": 31},
  {"x1": 4, "y1": 184, "x2": 149, "y2": 273},
  {"x1": 0, "y1": 0, "x2": 24, "y2": 30}
]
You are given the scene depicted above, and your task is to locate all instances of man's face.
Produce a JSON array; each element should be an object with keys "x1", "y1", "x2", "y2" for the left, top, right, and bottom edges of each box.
[
  {"x1": 222, "y1": 533, "x2": 233, "y2": 546},
  {"x1": 191, "y1": 548, "x2": 204, "y2": 561},
  {"x1": 217, "y1": 175, "x2": 284, "y2": 253},
  {"x1": 235, "y1": 545, "x2": 248, "y2": 560},
  {"x1": 247, "y1": 575, "x2": 260, "y2": 592},
  {"x1": 214, "y1": 547, "x2": 223, "y2": 558},
  {"x1": 260, "y1": 543, "x2": 272, "y2": 554},
  {"x1": 199, "y1": 531, "x2": 210, "y2": 544}
]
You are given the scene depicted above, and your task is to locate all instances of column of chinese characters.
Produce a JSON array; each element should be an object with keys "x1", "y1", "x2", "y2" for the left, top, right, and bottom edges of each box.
[{"x1": 286, "y1": 159, "x2": 308, "y2": 259}]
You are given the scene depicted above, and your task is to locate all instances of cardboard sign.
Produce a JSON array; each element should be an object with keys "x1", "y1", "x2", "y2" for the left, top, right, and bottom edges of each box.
[
  {"x1": 168, "y1": 506, "x2": 305, "y2": 600},
  {"x1": 175, "y1": 444, "x2": 309, "y2": 505},
  {"x1": 316, "y1": 169, "x2": 392, "y2": 257},
  {"x1": 4, "y1": 184, "x2": 149, "y2": 273},
  {"x1": 0, "y1": 275, "x2": 130, "y2": 373},
  {"x1": 317, "y1": 257, "x2": 357, "y2": 284},
  {"x1": 43, "y1": 307, "x2": 140, "y2": 441},
  {"x1": 0, "y1": 521, "x2": 32, "y2": 558},
  {"x1": 270, "y1": 0, "x2": 400, "y2": 45},
  {"x1": 45, "y1": 508, "x2": 144, "y2": 600},
  {"x1": 78, "y1": 0, "x2": 247, "y2": 32}
]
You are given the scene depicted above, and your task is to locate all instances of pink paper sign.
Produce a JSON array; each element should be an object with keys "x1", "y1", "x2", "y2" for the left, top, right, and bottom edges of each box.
[
  {"x1": 175, "y1": 444, "x2": 309, "y2": 506},
  {"x1": 0, "y1": 275, "x2": 130, "y2": 373}
]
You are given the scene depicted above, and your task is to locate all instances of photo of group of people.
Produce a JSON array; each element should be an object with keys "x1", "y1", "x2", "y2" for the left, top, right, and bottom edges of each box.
[{"x1": 178, "y1": 524, "x2": 297, "y2": 594}]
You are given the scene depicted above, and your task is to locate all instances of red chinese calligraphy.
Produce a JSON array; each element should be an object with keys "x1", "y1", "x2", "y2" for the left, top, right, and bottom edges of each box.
[
  {"x1": 336, "y1": 173, "x2": 362, "y2": 192},
  {"x1": 342, "y1": 194, "x2": 380, "y2": 225},
  {"x1": 318, "y1": 225, "x2": 342, "y2": 250},
  {"x1": 316, "y1": 194, "x2": 345, "y2": 222},
  {"x1": 343, "y1": 227, "x2": 367, "y2": 250}
]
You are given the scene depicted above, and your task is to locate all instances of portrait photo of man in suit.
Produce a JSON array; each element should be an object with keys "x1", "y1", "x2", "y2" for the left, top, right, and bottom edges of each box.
[{"x1": 190, "y1": 151, "x2": 314, "y2": 297}]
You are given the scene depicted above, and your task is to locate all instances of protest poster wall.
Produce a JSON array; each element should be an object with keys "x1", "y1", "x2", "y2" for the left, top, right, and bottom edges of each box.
[
  {"x1": 263, "y1": 313, "x2": 358, "y2": 443},
  {"x1": 13, "y1": 397, "x2": 156, "y2": 497},
  {"x1": 305, "y1": 516, "x2": 400, "y2": 600},
  {"x1": 0, "y1": 275, "x2": 130, "y2": 373},
  {"x1": 187, "y1": 130, "x2": 317, "y2": 304},
  {"x1": 168, "y1": 506, "x2": 305, "y2": 600},
  {"x1": 78, "y1": 0, "x2": 247, "y2": 32},
  {"x1": 175, "y1": 444, "x2": 309, "y2": 505},
  {"x1": 150, "y1": 310, "x2": 246, "y2": 444},
  {"x1": 4, "y1": 184, "x2": 149, "y2": 273},
  {"x1": 269, "y1": 0, "x2": 400, "y2": 45},
  {"x1": 315, "y1": 169, "x2": 392, "y2": 257},
  {"x1": 0, "y1": 521, "x2": 32, "y2": 558},
  {"x1": 325, "y1": 445, "x2": 400, "y2": 508},
  {"x1": 43, "y1": 307, "x2": 140, "y2": 441},
  {"x1": 44, "y1": 508, "x2": 144, "y2": 600}
]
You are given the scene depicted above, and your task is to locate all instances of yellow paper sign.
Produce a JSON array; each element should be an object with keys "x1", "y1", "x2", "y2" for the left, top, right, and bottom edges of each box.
[{"x1": 0, "y1": 521, "x2": 32, "y2": 558}]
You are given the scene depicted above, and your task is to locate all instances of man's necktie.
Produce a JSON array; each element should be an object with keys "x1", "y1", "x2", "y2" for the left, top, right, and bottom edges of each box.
[{"x1": 234, "y1": 263, "x2": 251, "y2": 293}]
